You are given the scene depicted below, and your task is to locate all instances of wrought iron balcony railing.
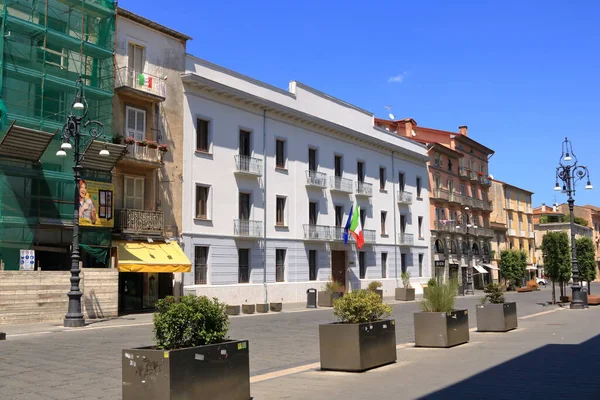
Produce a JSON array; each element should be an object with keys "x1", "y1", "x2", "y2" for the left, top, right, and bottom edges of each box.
[
  {"x1": 234, "y1": 155, "x2": 263, "y2": 176},
  {"x1": 115, "y1": 67, "x2": 167, "y2": 99},
  {"x1": 397, "y1": 191, "x2": 413, "y2": 204},
  {"x1": 115, "y1": 209, "x2": 164, "y2": 233},
  {"x1": 355, "y1": 181, "x2": 373, "y2": 197},
  {"x1": 305, "y1": 170, "x2": 327, "y2": 188},
  {"x1": 234, "y1": 219, "x2": 263, "y2": 238},
  {"x1": 329, "y1": 176, "x2": 353, "y2": 193},
  {"x1": 398, "y1": 233, "x2": 414, "y2": 245},
  {"x1": 124, "y1": 142, "x2": 163, "y2": 163}
]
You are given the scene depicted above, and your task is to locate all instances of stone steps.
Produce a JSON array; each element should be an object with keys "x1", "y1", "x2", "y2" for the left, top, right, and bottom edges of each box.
[{"x1": 0, "y1": 310, "x2": 66, "y2": 324}]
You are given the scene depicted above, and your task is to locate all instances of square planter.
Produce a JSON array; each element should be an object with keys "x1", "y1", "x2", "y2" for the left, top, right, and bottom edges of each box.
[
  {"x1": 319, "y1": 319, "x2": 396, "y2": 372},
  {"x1": 242, "y1": 304, "x2": 255, "y2": 314},
  {"x1": 414, "y1": 310, "x2": 469, "y2": 348},
  {"x1": 317, "y1": 291, "x2": 343, "y2": 307},
  {"x1": 476, "y1": 302, "x2": 517, "y2": 332},
  {"x1": 270, "y1": 302, "x2": 282, "y2": 312},
  {"x1": 256, "y1": 303, "x2": 269, "y2": 313},
  {"x1": 395, "y1": 288, "x2": 415, "y2": 301},
  {"x1": 227, "y1": 305, "x2": 241, "y2": 316},
  {"x1": 122, "y1": 340, "x2": 250, "y2": 400},
  {"x1": 373, "y1": 289, "x2": 383, "y2": 300}
]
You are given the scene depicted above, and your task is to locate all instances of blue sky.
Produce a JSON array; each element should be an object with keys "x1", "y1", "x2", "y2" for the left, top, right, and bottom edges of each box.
[{"x1": 123, "y1": 0, "x2": 600, "y2": 206}]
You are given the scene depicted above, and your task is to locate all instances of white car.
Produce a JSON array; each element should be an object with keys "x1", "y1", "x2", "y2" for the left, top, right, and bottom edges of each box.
[{"x1": 536, "y1": 278, "x2": 547, "y2": 286}]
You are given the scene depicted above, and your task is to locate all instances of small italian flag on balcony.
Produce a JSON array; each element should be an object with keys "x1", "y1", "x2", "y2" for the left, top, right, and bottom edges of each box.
[
  {"x1": 138, "y1": 73, "x2": 153, "y2": 88},
  {"x1": 344, "y1": 204, "x2": 364, "y2": 249}
]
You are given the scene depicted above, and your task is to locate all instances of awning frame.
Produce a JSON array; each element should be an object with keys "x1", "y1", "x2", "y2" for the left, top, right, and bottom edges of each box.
[
  {"x1": 0, "y1": 121, "x2": 58, "y2": 163},
  {"x1": 81, "y1": 140, "x2": 127, "y2": 172},
  {"x1": 473, "y1": 265, "x2": 489, "y2": 274}
]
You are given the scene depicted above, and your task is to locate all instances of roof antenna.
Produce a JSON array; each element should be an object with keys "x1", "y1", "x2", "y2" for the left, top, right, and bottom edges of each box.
[{"x1": 384, "y1": 105, "x2": 395, "y2": 120}]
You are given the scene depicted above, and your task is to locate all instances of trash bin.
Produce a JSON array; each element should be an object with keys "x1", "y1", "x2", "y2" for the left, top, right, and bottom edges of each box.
[{"x1": 306, "y1": 288, "x2": 317, "y2": 308}]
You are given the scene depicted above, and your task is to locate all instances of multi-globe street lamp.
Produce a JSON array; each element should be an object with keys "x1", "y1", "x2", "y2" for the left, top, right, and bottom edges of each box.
[
  {"x1": 456, "y1": 206, "x2": 475, "y2": 295},
  {"x1": 57, "y1": 77, "x2": 110, "y2": 327},
  {"x1": 554, "y1": 137, "x2": 593, "y2": 310}
]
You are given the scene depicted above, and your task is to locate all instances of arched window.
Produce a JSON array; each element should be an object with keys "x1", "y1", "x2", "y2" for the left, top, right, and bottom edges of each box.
[
  {"x1": 435, "y1": 239, "x2": 445, "y2": 254},
  {"x1": 450, "y1": 240, "x2": 457, "y2": 254},
  {"x1": 472, "y1": 243, "x2": 480, "y2": 255},
  {"x1": 483, "y1": 244, "x2": 490, "y2": 255},
  {"x1": 461, "y1": 241, "x2": 469, "y2": 255}
]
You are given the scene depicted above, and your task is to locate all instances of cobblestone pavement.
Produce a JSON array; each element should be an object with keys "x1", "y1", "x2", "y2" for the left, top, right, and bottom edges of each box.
[{"x1": 0, "y1": 287, "x2": 585, "y2": 399}]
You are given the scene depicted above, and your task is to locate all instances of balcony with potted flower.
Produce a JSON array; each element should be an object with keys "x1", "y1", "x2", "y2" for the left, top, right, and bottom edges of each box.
[{"x1": 122, "y1": 136, "x2": 165, "y2": 167}]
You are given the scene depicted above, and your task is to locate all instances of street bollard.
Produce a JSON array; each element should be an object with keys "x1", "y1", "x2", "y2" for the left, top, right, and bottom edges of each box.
[{"x1": 306, "y1": 288, "x2": 317, "y2": 308}]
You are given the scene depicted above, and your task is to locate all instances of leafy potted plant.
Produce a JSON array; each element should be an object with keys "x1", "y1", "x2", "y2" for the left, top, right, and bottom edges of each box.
[
  {"x1": 368, "y1": 280, "x2": 383, "y2": 300},
  {"x1": 413, "y1": 280, "x2": 469, "y2": 348},
  {"x1": 122, "y1": 295, "x2": 250, "y2": 400},
  {"x1": 158, "y1": 144, "x2": 168, "y2": 153},
  {"x1": 395, "y1": 271, "x2": 415, "y2": 301},
  {"x1": 147, "y1": 140, "x2": 158, "y2": 149},
  {"x1": 319, "y1": 289, "x2": 395, "y2": 372},
  {"x1": 124, "y1": 136, "x2": 136, "y2": 146},
  {"x1": 318, "y1": 280, "x2": 344, "y2": 307},
  {"x1": 423, "y1": 277, "x2": 437, "y2": 298},
  {"x1": 112, "y1": 133, "x2": 124, "y2": 144},
  {"x1": 137, "y1": 139, "x2": 148, "y2": 147},
  {"x1": 476, "y1": 283, "x2": 517, "y2": 332}
]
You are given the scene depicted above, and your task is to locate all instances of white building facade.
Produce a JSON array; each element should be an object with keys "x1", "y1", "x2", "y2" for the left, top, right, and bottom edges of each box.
[{"x1": 181, "y1": 56, "x2": 432, "y2": 305}]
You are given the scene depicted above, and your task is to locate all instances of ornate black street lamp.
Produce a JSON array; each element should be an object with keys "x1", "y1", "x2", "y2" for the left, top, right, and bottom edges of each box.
[
  {"x1": 456, "y1": 206, "x2": 475, "y2": 295},
  {"x1": 56, "y1": 77, "x2": 110, "y2": 327},
  {"x1": 554, "y1": 137, "x2": 593, "y2": 310}
]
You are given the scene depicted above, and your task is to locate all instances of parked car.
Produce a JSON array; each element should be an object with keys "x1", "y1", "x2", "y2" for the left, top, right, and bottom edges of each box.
[{"x1": 536, "y1": 278, "x2": 547, "y2": 286}]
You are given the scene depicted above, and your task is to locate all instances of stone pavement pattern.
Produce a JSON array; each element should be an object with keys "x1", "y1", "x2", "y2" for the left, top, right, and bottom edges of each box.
[
  {"x1": 0, "y1": 287, "x2": 586, "y2": 399},
  {"x1": 253, "y1": 305, "x2": 600, "y2": 399}
]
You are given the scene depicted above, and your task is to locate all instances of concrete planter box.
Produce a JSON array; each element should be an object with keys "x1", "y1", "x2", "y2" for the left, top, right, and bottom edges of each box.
[
  {"x1": 227, "y1": 305, "x2": 241, "y2": 316},
  {"x1": 414, "y1": 310, "x2": 469, "y2": 348},
  {"x1": 270, "y1": 302, "x2": 282, "y2": 312},
  {"x1": 516, "y1": 287, "x2": 534, "y2": 293},
  {"x1": 318, "y1": 292, "x2": 343, "y2": 307},
  {"x1": 319, "y1": 319, "x2": 396, "y2": 372},
  {"x1": 122, "y1": 340, "x2": 250, "y2": 400},
  {"x1": 395, "y1": 288, "x2": 415, "y2": 301},
  {"x1": 256, "y1": 303, "x2": 269, "y2": 313},
  {"x1": 242, "y1": 304, "x2": 255, "y2": 314},
  {"x1": 476, "y1": 302, "x2": 517, "y2": 332}
]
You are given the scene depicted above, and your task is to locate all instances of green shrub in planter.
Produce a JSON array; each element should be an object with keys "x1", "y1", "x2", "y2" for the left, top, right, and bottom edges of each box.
[
  {"x1": 367, "y1": 281, "x2": 383, "y2": 300},
  {"x1": 320, "y1": 290, "x2": 395, "y2": 371},
  {"x1": 123, "y1": 295, "x2": 250, "y2": 400},
  {"x1": 396, "y1": 272, "x2": 415, "y2": 301},
  {"x1": 476, "y1": 283, "x2": 517, "y2": 332},
  {"x1": 319, "y1": 280, "x2": 344, "y2": 307},
  {"x1": 154, "y1": 295, "x2": 229, "y2": 350}
]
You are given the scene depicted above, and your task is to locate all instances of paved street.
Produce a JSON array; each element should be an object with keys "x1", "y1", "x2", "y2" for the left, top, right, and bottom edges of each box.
[{"x1": 0, "y1": 286, "x2": 597, "y2": 399}]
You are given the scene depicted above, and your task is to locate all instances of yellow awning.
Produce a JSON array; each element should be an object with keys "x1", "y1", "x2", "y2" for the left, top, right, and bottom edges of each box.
[{"x1": 116, "y1": 241, "x2": 191, "y2": 273}]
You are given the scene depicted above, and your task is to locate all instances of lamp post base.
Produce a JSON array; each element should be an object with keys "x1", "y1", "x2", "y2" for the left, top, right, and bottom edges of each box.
[
  {"x1": 64, "y1": 316, "x2": 85, "y2": 327},
  {"x1": 570, "y1": 285, "x2": 585, "y2": 310}
]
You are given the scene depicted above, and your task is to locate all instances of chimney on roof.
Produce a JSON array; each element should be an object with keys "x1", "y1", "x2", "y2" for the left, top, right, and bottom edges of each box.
[
  {"x1": 458, "y1": 126, "x2": 468, "y2": 136},
  {"x1": 541, "y1": 203, "x2": 546, "y2": 212},
  {"x1": 398, "y1": 118, "x2": 415, "y2": 138}
]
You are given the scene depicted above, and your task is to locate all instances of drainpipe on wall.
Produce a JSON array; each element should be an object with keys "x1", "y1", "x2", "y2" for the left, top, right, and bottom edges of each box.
[
  {"x1": 392, "y1": 151, "x2": 398, "y2": 288},
  {"x1": 262, "y1": 109, "x2": 268, "y2": 305}
]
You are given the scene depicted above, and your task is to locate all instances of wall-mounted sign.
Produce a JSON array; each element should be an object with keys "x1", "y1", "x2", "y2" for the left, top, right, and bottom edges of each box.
[
  {"x1": 78, "y1": 180, "x2": 114, "y2": 228},
  {"x1": 20, "y1": 249, "x2": 35, "y2": 271}
]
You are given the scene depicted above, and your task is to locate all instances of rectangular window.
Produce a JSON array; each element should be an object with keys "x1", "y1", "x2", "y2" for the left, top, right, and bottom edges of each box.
[
  {"x1": 309, "y1": 250, "x2": 317, "y2": 281},
  {"x1": 508, "y1": 212, "x2": 513, "y2": 229},
  {"x1": 335, "y1": 205, "x2": 344, "y2": 227},
  {"x1": 276, "y1": 249, "x2": 286, "y2": 282},
  {"x1": 194, "y1": 246, "x2": 208, "y2": 284},
  {"x1": 471, "y1": 185, "x2": 477, "y2": 199},
  {"x1": 418, "y1": 216, "x2": 423, "y2": 238},
  {"x1": 399, "y1": 172, "x2": 405, "y2": 192},
  {"x1": 239, "y1": 130, "x2": 251, "y2": 157},
  {"x1": 416, "y1": 177, "x2": 422, "y2": 197},
  {"x1": 239, "y1": 192, "x2": 250, "y2": 220},
  {"x1": 400, "y1": 214, "x2": 407, "y2": 233},
  {"x1": 309, "y1": 201, "x2": 318, "y2": 225},
  {"x1": 434, "y1": 175, "x2": 441, "y2": 189},
  {"x1": 359, "y1": 252, "x2": 366, "y2": 279},
  {"x1": 276, "y1": 139, "x2": 286, "y2": 168},
  {"x1": 276, "y1": 196, "x2": 286, "y2": 226},
  {"x1": 381, "y1": 252, "x2": 388, "y2": 279},
  {"x1": 381, "y1": 211, "x2": 387, "y2": 235},
  {"x1": 481, "y1": 191, "x2": 487, "y2": 202},
  {"x1": 357, "y1": 161, "x2": 365, "y2": 182},
  {"x1": 309, "y1": 148, "x2": 317, "y2": 172},
  {"x1": 379, "y1": 167, "x2": 386, "y2": 190},
  {"x1": 128, "y1": 42, "x2": 145, "y2": 73},
  {"x1": 400, "y1": 253, "x2": 407, "y2": 273},
  {"x1": 195, "y1": 186, "x2": 209, "y2": 219},
  {"x1": 418, "y1": 254, "x2": 424, "y2": 277},
  {"x1": 238, "y1": 249, "x2": 249, "y2": 284},
  {"x1": 460, "y1": 184, "x2": 466, "y2": 196},
  {"x1": 125, "y1": 107, "x2": 146, "y2": 141},
  {"x1": 98, "y1": 189, "x2": 113, "y2": 220},
  {"x1": 360, "y1": 208, "x2": 367, "y2": 228},
  {"x1": 124, "y1": 176, "x2": 145, "y2": 210},
  {"x1": 196, "y1": 119, "x2": 210, "y2": 152},
  {"x1": 334, "y1": 155, "x2": 343, "y2": 177}
]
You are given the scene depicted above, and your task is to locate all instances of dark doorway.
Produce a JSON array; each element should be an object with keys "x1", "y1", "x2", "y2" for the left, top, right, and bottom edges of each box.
[
  {"x1": 331, "y1": 251, "x2": 346, "y2": 292},
  {"x1": 119, "y1": 272, "x2": 173, "y2": 313},
  {"x1": 449, "y1": 264, "x2": 459, "y2": 281}
]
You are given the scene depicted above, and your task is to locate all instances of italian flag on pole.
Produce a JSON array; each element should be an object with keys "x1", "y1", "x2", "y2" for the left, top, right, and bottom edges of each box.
[
  {"x1": 344, "y1": 204, "x2": 364, "y2": 249},
  {"x1": 138, "y1": 73, "x2": 153, "y2": 89}
]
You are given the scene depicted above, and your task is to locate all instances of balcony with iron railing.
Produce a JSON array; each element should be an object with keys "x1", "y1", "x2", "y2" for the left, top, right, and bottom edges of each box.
[
  {"x1": 234, "y1": 155, "x2": 263, "y2": 176},
  {"x1": 115, "y1": 209, "x2": 164, "y2": 234},
  {"x1": 397, "y1": 191, "x2": 413, "y2": 205},
  {"x1": 529, "y1": 232, "x2": 535, "y2": 239},
  {"x1": 434, "y1": 220, "x2": 465, "y2": 234},
  {"x1": 303, "y1": 225, "x2": 377, "y2": 244},
  {"x1": 123, "y1": 142, "x2": 163, "y2": 165},
  {"x1": 508, "y1": 228, "x2": 516, "y2": 236},
  {"x1": 305, "y1": 170, "x2": 327, "y2": 188},
  {"x1": 479, "y1": 176, "x2": 492, "y2": 186},
  {"x1": 448, "y1": 191, "x2": 464, "y2": 204},
  {"x1": 459, "y1": 166, "x2": 470, "y2": 179},
  {"x1": 519, "y1": 230, "x2": 526, "y2": 237},
  {"x1": 469, "y1": 171, "x2": 479, "y2": 182},
  {"x1": 398, "y1": 233, "x2": 414, "y2": 246},
  {"x1": 115, "y1": 67, "x2": 167, "y2": 101},
  {"x1": 329, "y1": 176, "x2": 353, "y2": 193},
  {"x1": 234, "y1": 219, "x2": 263, "y2": 238},
  {"x1": 433, "y1": 188, "x2": 450, "y2": 201},
  {"x1": 356, "y1": 181, "x2": 373, "y2": 197}
]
